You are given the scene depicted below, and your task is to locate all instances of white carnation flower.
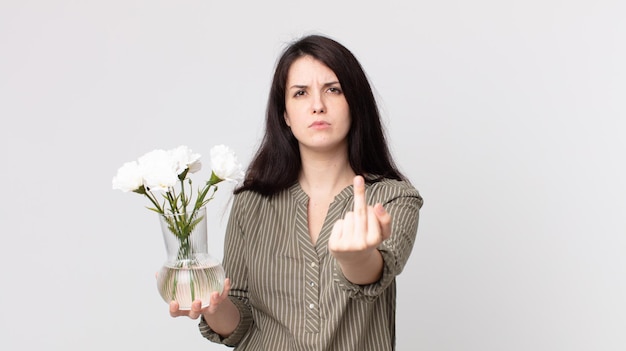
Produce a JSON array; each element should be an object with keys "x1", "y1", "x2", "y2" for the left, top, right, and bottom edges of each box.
[
  {"x1": 113, "y1": 143, "x2": 243, "y2": 228},
  {"x1": 138, "y1": 149, "x2": 178, "y2": 192},
  {"x1": 170, "y1": 145, "x2": 202, "y2": 176},
  {"x1": 112, "y1": 161, "x2": 143, "y2": 192},
  {"x1": 210, "y1": 144, "x2": 244, "y2": 182}
]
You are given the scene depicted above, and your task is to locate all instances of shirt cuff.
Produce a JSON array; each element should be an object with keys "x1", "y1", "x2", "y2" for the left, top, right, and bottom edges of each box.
[
  {"x1": 332, "y1": 248, "x2": 396, "y2": 301},
  {"x1": 198, "y1": 296, "x2": 253, "y2": 347}
]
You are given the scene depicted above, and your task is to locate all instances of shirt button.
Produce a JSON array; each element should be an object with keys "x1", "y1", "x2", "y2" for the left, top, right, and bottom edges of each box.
[
  {"x1": 309, "y1": 281, "x2": 315, "y2": 287},
  {"x1": 310, "y1": 262, "x2": 316, "y2": 268},
  {"x1": 309, "y1": 303, "x2": 315, "y2": 309}
]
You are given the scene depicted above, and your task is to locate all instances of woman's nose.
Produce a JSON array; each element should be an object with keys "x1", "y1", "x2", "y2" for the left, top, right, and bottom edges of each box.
[{"x1": 311, "y1": 94, "x2": 326, "y2": 114}]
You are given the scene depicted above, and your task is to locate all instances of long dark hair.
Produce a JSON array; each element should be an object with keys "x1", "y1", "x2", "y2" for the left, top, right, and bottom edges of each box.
[{"x1": 236, "y1": 34, "x2": 405, "y2": 196}]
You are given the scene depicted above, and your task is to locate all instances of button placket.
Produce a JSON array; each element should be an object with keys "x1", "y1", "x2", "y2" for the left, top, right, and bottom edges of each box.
[
  {"x1": 294, "y1": 199, "x2": 322, "y2": 334},
  {"x1": 304, "y1": 258, "x2": 321, "y2": 333}
]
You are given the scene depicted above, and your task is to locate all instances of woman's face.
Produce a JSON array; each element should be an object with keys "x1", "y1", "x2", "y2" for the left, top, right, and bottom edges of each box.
[{"x1": 284, "y1": 55, "x2": 351, "y2": 154}]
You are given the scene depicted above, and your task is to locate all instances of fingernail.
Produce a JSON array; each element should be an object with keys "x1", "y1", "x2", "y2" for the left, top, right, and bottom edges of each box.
[{"x1": 355, "y1": 176, "x2": 363, "y2": 186}]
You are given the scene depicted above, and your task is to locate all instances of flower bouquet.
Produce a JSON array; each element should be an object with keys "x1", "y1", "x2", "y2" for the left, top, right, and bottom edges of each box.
[{"x1": 112, "y1": 144, "x2": 243, "y2": 309}]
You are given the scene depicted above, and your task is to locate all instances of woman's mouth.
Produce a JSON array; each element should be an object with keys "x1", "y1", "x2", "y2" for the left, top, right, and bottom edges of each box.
[{"x1": 309, "y1": 121, "x2": 330, "y2": 129}]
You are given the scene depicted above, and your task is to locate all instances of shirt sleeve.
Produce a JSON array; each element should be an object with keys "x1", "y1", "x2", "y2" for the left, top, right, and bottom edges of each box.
[
  {"x1": 333, "y1": 182, "x2": 423, "y2": 301},
  {"x1": 198, "y1": 193, "x2": 254, "y2": 346}
]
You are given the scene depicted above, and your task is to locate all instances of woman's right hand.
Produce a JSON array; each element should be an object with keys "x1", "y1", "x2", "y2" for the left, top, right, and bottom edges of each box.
[{"x1": 169, "y1": 278, "x2": 232, "y2": 319}]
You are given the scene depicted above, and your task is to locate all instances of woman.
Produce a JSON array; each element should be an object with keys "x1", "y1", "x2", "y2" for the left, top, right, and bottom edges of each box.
[{"x1": 171, "y1": 34, "x2": 423, "y2": 350}]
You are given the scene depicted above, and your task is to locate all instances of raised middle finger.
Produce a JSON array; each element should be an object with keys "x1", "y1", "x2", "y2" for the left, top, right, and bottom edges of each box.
[{"x1": 352, "y1": 175, "x2": 367, "y2": 234}]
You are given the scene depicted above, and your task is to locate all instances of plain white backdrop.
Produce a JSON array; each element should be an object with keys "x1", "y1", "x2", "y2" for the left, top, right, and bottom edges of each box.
[{"x1": 1, "y1": 1, "x2": 625, "y2": 350}]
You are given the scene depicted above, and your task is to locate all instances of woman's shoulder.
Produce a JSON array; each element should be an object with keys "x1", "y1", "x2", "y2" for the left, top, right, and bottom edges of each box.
[
  {"x1": 231, "y1": 186, "x2": 294, "y2": 209},
  {"x1": 367, "y1": 177, "x2": 423, "y2": 202},
  {"x1": 232, "y1": 188, "x2": 266, "y2": 207},
  {"x1": 367, "y1": 176, "x2": 417, "y2": 191}
]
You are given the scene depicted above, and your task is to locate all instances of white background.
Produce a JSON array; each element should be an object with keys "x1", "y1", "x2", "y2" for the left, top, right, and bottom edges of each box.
[{"x1": 1, "y1": 1, "x2": 625, "y2": 350}]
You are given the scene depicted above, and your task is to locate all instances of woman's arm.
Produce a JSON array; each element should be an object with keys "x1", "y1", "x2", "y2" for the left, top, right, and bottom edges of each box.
[
  {"x1": 329, "y1": 176, "x2": 393, "y2": 284},
  {"x1": 171, "y1": 192, "x2": 254, "y2": 346},
  {"x1": 329, "y1": 176, "x2": 422, "y2": 293}
]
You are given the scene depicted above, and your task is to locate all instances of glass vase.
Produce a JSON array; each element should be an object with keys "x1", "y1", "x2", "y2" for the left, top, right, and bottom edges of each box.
[{"x1": 156, "y1": 206, "x2": 225, "y2": 310}]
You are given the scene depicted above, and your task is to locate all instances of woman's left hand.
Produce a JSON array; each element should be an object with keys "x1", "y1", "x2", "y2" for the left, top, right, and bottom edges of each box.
[{"x1": 328, "y1": 175, "x2": 391, "y2": 282}]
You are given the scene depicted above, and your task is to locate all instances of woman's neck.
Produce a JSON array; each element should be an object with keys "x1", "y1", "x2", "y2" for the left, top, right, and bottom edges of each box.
[{"x1": 298, "y1": 148, "x2": 355, "y2": 198}]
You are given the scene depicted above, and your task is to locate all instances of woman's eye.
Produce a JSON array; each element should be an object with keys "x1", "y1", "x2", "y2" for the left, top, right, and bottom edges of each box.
[
  {"x1": 294, "y1": 90, "x2": 306, "y2": 97},
  {"x1": 328, "y1": 87, "x2": 342, "y2": 94}
]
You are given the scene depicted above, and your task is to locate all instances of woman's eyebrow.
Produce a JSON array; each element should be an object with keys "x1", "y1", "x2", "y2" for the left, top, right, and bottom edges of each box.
[{"x1": 288, "y1": 81, "x2": 340, "y2": 89}]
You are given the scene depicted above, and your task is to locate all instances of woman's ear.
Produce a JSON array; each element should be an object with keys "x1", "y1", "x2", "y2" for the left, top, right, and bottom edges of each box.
[{"x1": 284, "y1": 112, "x2": 291, "y2": 127}]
